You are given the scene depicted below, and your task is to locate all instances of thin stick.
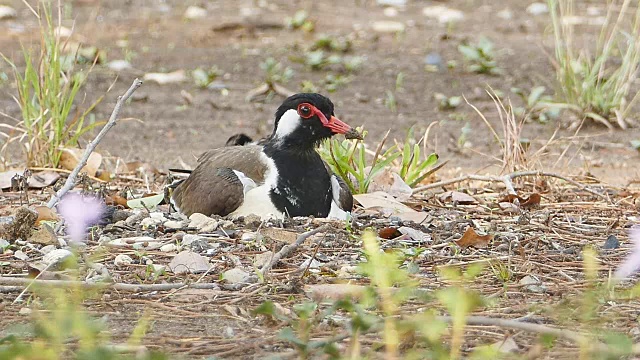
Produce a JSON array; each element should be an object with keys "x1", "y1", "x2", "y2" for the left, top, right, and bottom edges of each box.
[
  {"x1": 412, "y1": 170, "x2": 609, "y2": 201},
  {"x1": 259, "y1": 225, "x2": 331, "y2": 276},
  {"x1": 0, "y1": 276, "x2": 219, "y2": 293},
  {"x1": 47, "y1": 78, "x2": 143, "y2": 208}
]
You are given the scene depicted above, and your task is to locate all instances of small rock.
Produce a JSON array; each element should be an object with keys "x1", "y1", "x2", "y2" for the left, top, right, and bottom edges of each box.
[
  {"x1": 114, "y1": 254, "x2": 134, "y2": 266},
  {"x1": 223, "y1": 326, "x2": 235, "y2": 338},
  {"x1": 424, "y1": 52, "x2": 443, "y2": 68},
  {"x1": 497, "y1": 9, "x2": 513, "y2": 20},
  {"x1": 376, "y1": 0, "x2": 406, "y2": 6},
  {"x1": 0, "y1": 5, "x2": 17, "y2": 20},
  {"x1": 223, "y1": 267, "x2": 250, "y2": 284},
  {"x1": 125, "y1": 211, "x2": 148, "y2": 226},
  {"x1": 160, "y1": 243, "x2": 178, "y2": 252},
  {"x1": 107, "y1": 60, "x2": 132, "y2": 72},
  {"x1": 422, "y1": 5, "x2": 465, "y2": 24},
  {"x1": 299, "y1": 258, "x2": 322, "y2": 270},
  {"x1": 519, "y1": 275, "x2": 546, "y2": 293},
  {"x1": 184, "y1": 5, "x2": 207, "y2": 19},
  {"x1": 182, "y1": 235, "x2": 211, "y2": 252},
  {"x1": 150, "y1": 264, "x2": 166, "y2": 273},
  {"x1": 39, "y1": 245, "x2": 56, "y2": 255},
  {"x1": 143, "y1": 70, "x2": 187, "y2": 85},
  {"x1": 28, "y1": 226, "x2": 57, "y2": 245},
  {"x1": 241, "y1": 232, "x2": 257, "y2": 242},
  {"x1": 188, "y1": 213, "x2": 218, "y2": 232},
  {"x1": 18, "y1": 307, "x2": 31, "y2": 316},
  {"x1": 603, "y1": 235, "x2": 620, "y2": 250},
  {"x1": 42, "y1": 249, "x2": 74, "y2": 269},
  {"x1": 149, "y1": 212, "x2": 167, "y2": 221},
  {"x1": 182, "y1": 234, "x2": 203, "y2": 246},
  {"x1": 383, "y1": 7, "x2": 398, "y2": 17},
  {"x1": 526, "y1": 2, "x2": 549, "y2": 16},
  {"x1": 14, "y1": 250, "x2": 29, "y2": 261},
  {"x1": 140, "y1": 217, "x2": 162, "y2": 228},
  {"x1": 372, "y1": 20, "x2": 405, "y2": 33},
  {"x1": 169, "y1": 250, "x2": 211, "y2": 274},
  {"x1": 164, "y1": 220, "x2": 183, "y2": 229},
  {"x1": 398, "y1": 227, "x2": 431, "y2": 243},
  {"x1": 254, "y1": 251, "x2": 274, "y2": 268}
]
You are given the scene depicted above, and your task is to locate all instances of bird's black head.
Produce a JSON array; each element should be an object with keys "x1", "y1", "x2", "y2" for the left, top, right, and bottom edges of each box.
[{"x1": 270, "y1": 93, "x2": 362, "y2": 149}]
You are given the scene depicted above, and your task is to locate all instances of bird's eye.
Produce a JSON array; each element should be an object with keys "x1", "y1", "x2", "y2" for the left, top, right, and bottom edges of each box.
[{"x1": 297, "y1": 103, "x2": 313, "y2": 119}]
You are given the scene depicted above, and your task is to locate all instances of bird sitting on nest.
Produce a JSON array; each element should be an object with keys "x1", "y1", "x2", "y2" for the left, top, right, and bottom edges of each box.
[{"x1": 169, "y1": 93, "x2": 362, "y2": 220}]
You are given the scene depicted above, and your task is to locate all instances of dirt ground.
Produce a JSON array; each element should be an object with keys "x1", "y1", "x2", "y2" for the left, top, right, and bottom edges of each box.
[{"x1": 1, "y1": 0, "x2": 640, "y2": 359}]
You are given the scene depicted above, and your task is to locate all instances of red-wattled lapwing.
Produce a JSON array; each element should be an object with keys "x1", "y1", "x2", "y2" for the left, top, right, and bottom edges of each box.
[{"x1": 170, "y1": 93, "x2": 361, "y2": 220}]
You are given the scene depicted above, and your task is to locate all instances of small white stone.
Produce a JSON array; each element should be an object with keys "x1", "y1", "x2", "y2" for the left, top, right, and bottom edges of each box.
[
  {"x1": 422, "y1": 5, "x2": 464, "y2": 24},
  {"x1": 241, "y1": 232, "x2": 257, "y2": 242},
  {"x1": 0, "y1": 5, "x2": 17, "y2": 20},
  {"x1": 164, "y1": 220, "x2": 183, "y2": 229},
  {"x1": 526, "y1": 2, "x2": 549, "y2": 16},
  {"x1": 223, "y1": 268, "x2": 250, "y2": 284},
  {"x1": 114, "y1": 254, "x2": 134, "y2": 266},
  {"x1": 107, "y1": 60, "x2": 132, "y2": 72},
  {"x1": 43, "y1": 249, "x2": 74, "y2": 268},
  {"x1": 182, "y1": 234, "x2": 204, "y2": 246},
  {"x1": 140, "y1": 217, "x2": 163, "y2": 228},
  {"x1": 39, "y1": 245, "x2": 56, "y2": 255},
  {"x1": 372, "y1": 20, "x2": 405, "y2": 33},
  {"x1": 497, "y1": 9, "x2": 513, "y2": 20},
  {"x1": 18, "y1": 307, "x2": 32, "y2": 315},
  {"x1": 149, "y1": 212, "x2": 167, "y2": 221},
  {"x1": 254, "y1": 251, "x2": 274, "y2": 268},
  {"x1": 151, "y1": 264, "x2": 166, "y2": 273},
  {"x1": 160, "y1": 243, "x2": 178, "y2": 252},
  {"x1": 184, "y1": 5, "x2": 207, "y2": 19},
  {"x1": 383, "y1": 7, "x2": 398, "y2": 17},
  {"x1": 189, "y1": 213, "x2": 218, "y2": 232}
]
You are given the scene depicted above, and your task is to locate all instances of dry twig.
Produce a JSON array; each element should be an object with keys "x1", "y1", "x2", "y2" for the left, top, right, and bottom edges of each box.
[
  {"x1": 0, "y1": 276, "x2": 219, "y2": 293},
  {"x1": 413, "y1": 170, "x2": 609, "y2": 201},
  {"x1": 47, "y1": 79, "x2": 143, "y2": 208},
  {"x1": 260, "y1": 225, "x2": 331, "y2": 276}
]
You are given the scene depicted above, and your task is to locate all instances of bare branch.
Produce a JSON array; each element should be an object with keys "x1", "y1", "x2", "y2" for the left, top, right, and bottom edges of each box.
[{"x1": 47, "y1": 78, "x2": 143, "y2": 208}]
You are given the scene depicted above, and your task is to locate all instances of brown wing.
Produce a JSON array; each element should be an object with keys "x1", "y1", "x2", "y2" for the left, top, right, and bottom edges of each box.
[{"x1": 171, "y1": 145, "x2": 268, "y2": 217}]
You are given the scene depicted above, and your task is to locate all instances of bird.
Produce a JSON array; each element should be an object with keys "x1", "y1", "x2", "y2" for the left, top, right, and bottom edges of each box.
[{"x1": 169, "y1": 93, "x2": 362, "y2": 220}]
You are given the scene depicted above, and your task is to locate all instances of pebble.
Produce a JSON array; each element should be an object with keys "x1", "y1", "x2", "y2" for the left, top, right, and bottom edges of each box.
[
  {"x1": 149, "y1": 212, "x2": 167, "y2": 221},
  {"x1": 376, "y1": 0, "x2": 406, "y2": 6},
  {"x1": 140, "y1": 217, "x2": 163, "y2": 228},
  {"x1": 39, "y1": 245, "x2": 56, "y2": 255},
  {"x1": 603, "y1": 235, "x2": 620, "y2": 250},
  {"x1": 13, "y1": 250, "x2": 29, "y2": 261},
  {"x1": 0, "y1": 5, "x2": 17, "y2": 20},
  {"x1": 422, "y1": 5, "x2": 465, "y2": 24},
  {"x1": 497, "y1": 9, "x2": 513, "y2": 20},
  {"x1": 114, "y1": 254, "x2": 134, "y2": 266},
  {"x1": 42, "y1": 249, "x2": 74, "y2": 269},
  {"x1": 424, "y1": 52, "x2": 443, "y2": 70},
  {"x1": 188, "y1": 213, "x2": 218, "y2": 232},
  {"x1": 107, "y1": 60, "x2": 132, "y2": 72},
  {"x1": 184, "y1": 6, "x2": 208, "y2": 19},
  {"x1": 223, "y1": 268, "x2": 250, "y2": 284},
  {"x1": 241, "y1": 232, "x2": 257, "y2": 242},
  {"x1": 383, "y1": 7, "x2": 398, "y2": 17},
  {"x1": 28, "y1": 227, "x2": 58, "y2": 245},
  {"x1": 160, "y1": 243, "x2": 178, "y2": 252},
  {"x1": 372, "y1": 21, "x2": 405, "y2": 33},
  {"x1": 223, "y1": 326, "x2": 235, "y2": 338},
  {"x1": 169, "y1": 251, "x2": 211, "y2": 274},
  {"x1": 519, "y1": 275, "x2": 546, "y2": 293},
  {"x1": 18, "y1": 307, "x2": 31, "y2": 316},
  {"x1": 254, "y1": 251, "x2": 274, "y2": 268},
  {"x1": 526, "y1": 2, "x2": 549, "y2": 16},
  {"x1": 163, "y1": 220, "x2": 184, "y2": 229}
]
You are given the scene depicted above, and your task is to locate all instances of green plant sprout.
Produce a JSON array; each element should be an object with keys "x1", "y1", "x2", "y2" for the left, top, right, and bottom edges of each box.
[{"x1": 458, "y1": 37, "x2": 503, "y2": 75}]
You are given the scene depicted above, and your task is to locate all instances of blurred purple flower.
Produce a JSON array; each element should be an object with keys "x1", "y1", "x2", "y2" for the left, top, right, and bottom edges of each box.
[
  {"x1": 58, "y1": 193, "x2": 105, "y2": 243},
  {"x1": 614, "y1": 225, "x2": 640, "y2": 280}
]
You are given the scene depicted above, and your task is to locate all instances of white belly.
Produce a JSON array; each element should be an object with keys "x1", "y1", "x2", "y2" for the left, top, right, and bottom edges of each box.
[{"x1": 228, "y1": 184, "x2": 285, "y2": 220}]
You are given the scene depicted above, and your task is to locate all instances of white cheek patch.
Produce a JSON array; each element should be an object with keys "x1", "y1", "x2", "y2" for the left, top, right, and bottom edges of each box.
[{"x1": 275, "y1": 109, "x2": 301, "y2": 139}]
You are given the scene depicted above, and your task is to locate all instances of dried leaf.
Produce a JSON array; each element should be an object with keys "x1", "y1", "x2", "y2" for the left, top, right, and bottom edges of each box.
[
  {"x1": 34, "y1": 206, "x2": 59, "y2": 224},
  {"x1": 127, "y1": 193, "x2": 164, "y2": 209},
  {"x1": 0, "y1": 170, "x2": 60, "y2": 190},
  {"x1": 304, "y1": 284, "x2": 367, "y2": 302},
  {"x1": 261, "y1": 228, "x2": 298, "y2": 244},
  {"x1": 498, "y1": 193, "x2": 541, "y2": 209},
  {"x1": 455, "y1": 227, "x2": 493, "y2": 248},
  {"x1": 105, "y1": 194, "x2": 129, "y2": 208},
  {"x1": 378, "y1": 227, "x2": 401, "y2": 239},
  {"x1": 353, "y1": 191, "x2": 416, "y2": 213},
  {"x1": 395, "y1": 211, "x2": 429, "y2": 224},
  {"x1": 369, "y1": 170, "x2": 413, "y2": 201},
  {"x1": 439, "y1": 191, "x2": 477, "y2": 205},
  {"x1": 58, "y1": 148, "x2": 102, "y2": 177}
]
